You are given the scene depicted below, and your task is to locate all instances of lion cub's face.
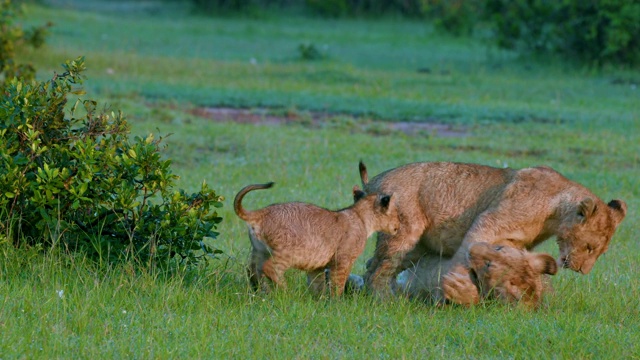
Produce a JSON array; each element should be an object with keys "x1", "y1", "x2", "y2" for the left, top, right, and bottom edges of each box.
[
  {"x1": 557, "y1": 199, "x2": 627, "y2": 274},
  {"x1": 354, "y1": 185, "x2": 400, "y2": 236},
  {"x1": 468, "y1": 243, "x2": 557, "y2": 309},
  {"x1": 373, "y1": 194, "x2": 401, "y2": 236}
]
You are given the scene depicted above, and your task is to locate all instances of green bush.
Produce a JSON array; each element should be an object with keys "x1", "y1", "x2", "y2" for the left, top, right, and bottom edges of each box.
[
  {"x1": 186, "y1": 0, "x2": 469, "y2": 22},
  {"x1": 190, "y1": 0, "x2": 253, "y2": 13},
  {"x1": 420, "y1": 0, "x2": 482, "y2": 36},
  {"x1": 298, "y1": 42, "x2": 325, "y2": 60},
  {"x1": 305, "y1": 0, "x2": 424, "y2": 17},
  {"x1": 0, "y1": 0, "x2": 50, "y2": 85},
  {"x1": 305, "y1": 0, "x2": 348, "y2": 17},
  {"x1": 0, "y1": 57, "x2": 224, "y2": 266},
  {"x1": 485, "y1": 0, "x2": 640, "y2": 67}
]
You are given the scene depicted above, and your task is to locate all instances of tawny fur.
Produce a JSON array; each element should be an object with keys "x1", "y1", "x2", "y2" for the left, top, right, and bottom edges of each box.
[
  {"x1": 234, "y1": 182, "x2": 399, "y2": 296},
  {"x1": 356, "y1": 161, "x2": 627, "y2": 302},
  {"x1": 348, "y1": 244, "x2": 555, "y2": 309},
  {"x1": 442, "y1": 243, "x2": 557, "y2": 309}
]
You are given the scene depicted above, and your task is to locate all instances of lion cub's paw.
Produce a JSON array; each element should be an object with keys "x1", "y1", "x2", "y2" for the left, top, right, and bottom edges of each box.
[{"x1": 442, "y1": 271, "x2": 480, "y2": 306}]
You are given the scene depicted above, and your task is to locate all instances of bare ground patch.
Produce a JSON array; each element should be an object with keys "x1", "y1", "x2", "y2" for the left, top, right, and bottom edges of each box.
[{"x1": 191, "y1": 107, "x2": 468, "y2": 138}]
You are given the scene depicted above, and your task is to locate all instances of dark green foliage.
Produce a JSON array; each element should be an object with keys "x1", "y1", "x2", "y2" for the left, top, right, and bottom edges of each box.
[
  {"x1": 305, "y1": 0, "x2": 348, "y2": 17},
  {"x1": 305, "y1": 0, "x2": 423, "y2": 17},
  {"x1": 190, "y1": 0, "x2": 253, "y2": 12},
  {"x1": 187, "y1": 0, "x2": 427, "y2": 17},
  {"x1": 0, "y1": 57, "x2": 224, "y2": 266},
  {"x1": 485, "y1": 0, "x2": 640, "y2": 67},
  {"x1": 0, "y1": 0, "x2": 50, "y2": 85},
  {"x1": 189, "y1": 0, "x2": 296, "y2": 13},
  {"x1": 421, "y1": 0, "x2": 482, "y2": 36},
  {"x1": 298, "y1": 42, "x2": 325, "y2": 61}
]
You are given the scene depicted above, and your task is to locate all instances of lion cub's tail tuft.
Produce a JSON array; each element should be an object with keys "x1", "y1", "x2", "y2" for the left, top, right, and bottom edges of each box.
[{"x1": 233, "y1": 182, "x2": 275, "y2": 221}]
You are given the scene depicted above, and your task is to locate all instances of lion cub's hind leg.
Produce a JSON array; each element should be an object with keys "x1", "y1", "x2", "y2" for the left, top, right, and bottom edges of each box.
[
  {"x1": 260, "y1": 257, "x2": 289, "y2": 291},
  {"x1": 247, "y1": 226, "x2": 286, "y2": 292},
  {"x1": 246, "y1": 248, "x2": 276, "y2": 293},
  {"x1": 307, "y1": 269, "x2": 328, "y2": 296},
  {"x1": 246, "y1": 261, "x2": 261, "y2": 291}
]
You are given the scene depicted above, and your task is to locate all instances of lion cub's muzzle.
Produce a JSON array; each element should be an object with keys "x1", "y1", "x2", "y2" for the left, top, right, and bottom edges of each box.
[{"x1": 558, "y1": 255, "x2": 594, "y2": 274}]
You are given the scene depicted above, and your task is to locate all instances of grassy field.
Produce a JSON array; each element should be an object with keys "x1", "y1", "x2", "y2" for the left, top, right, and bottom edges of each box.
[{"x1": 2, "y1": 0, "x2": 640, "y2": 358}]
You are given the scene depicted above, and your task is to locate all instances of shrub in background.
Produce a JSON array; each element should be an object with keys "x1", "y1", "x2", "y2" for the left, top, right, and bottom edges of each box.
[
  {"x1": 190, "y1": 0, "x2": 253, "y2": 12},
  {"x1": 420, "y1": 0, "x2": 482, "y2": 36},
  {"x1": 188, "y1": 0, "x2": 299, "y2": 13},
  {"x1": 1, "y1": 0, "x2": 50, "y2": 85},
  {"x1": 184, "y1": 0, "x2": 639, "y2": 67},
  {"x1": 305, "y1": 0, "x2": 348, "y2": 17},
  {"x1": 305, "y1": 0, "x2": 424, "y2": 17},
  {"x1": 188, "y1": 0, "x2": 426, "y2": 17},
  {"x1": 298, "y1": 42, "x2": 325, "y2": 60},
  {"x1": 0, "y1": 57, "x2": 224, "y2": 266},
  {"x1": 485, "y1": 0, "x2": 640, "y2": 67}
]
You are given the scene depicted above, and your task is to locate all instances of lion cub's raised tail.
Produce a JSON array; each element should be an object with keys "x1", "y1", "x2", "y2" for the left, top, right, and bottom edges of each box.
[{"x1": 234, "y1": 182, "x2": 275, "y2": 222}]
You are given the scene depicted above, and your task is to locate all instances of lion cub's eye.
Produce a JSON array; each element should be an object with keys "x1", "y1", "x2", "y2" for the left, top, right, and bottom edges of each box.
[
  {"x1": 485, "y1": 260, "x2": 492, "y2": 268},
  {"x1": 494, "y1": 245, "x2": 504, "y2": 251}
]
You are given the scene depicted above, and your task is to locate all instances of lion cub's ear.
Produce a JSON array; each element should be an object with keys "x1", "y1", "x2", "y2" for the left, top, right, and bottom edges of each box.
[
  {"x1": 358, "y1": 160, "x2": 369, "y2": 186},
  {"x1": 378, "y1": 194, "x2": 392, "y2": 210},
  {"x1": 607, "y1": 199, "x2": 627, "y2": 223},
  {"x1": 528, "y1": 253, "x2": 558, "y2": 275},
  {"x1": 352, "y1": 185, "x2": 366, "y2": 202},
  {"x1": 578, "y1": 198, "x2": 596, "y2": 221}
]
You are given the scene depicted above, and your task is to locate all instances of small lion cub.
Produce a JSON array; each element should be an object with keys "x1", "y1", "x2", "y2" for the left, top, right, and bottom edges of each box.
[
  {"x1": 444, "y1": 243, "x2": 557, "y2": 309},
  {"x1": 234, "y1": 182, "x2": 399, "y2": 296}
]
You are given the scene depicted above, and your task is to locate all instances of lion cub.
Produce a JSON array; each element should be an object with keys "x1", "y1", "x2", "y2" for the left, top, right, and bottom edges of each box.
[
  {"x1": 355, "y1": 160, "x2": 626, "y2": 302},
  {"x1": 443, "y1": 243, "x2": 558, "y2": 309},
  {"x1": 234, "y1": 182, "x2": 399, "y2": 296}
]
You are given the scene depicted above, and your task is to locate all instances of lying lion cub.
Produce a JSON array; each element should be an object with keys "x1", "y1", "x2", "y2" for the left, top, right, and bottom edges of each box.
[
  {"x1": 234, "y1": 182, "x2": 399, "y2": 296},
  {"x1": 349, "y1": 243, "x2": 556, "y2": 308},
  {"x1": 355, "y1": 161, "x2": 626, "y2": 303},
  {"x1": 394, "y1": 244, "x2": 557, "y2": 309},
  {"x1": 442, "y1": 243, "x2": 557, "y2": 309}
]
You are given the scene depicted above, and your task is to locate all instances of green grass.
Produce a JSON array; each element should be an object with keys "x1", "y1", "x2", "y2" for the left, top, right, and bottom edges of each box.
[{"x1": 2, "y1": 0, "x2": 640, "y2": 358}]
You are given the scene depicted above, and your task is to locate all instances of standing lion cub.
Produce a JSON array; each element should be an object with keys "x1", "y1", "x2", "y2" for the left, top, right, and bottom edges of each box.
[{"x1": 234, "y1": 182, "x2": 399, "y2": 296}]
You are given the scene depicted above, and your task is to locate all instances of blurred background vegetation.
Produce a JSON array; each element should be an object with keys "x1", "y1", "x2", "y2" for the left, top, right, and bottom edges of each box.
[{"x1": 180, "y1": 0, "x2": 640, "y2": 67}]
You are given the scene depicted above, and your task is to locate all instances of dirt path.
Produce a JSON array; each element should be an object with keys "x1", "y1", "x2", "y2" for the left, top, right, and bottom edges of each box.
[{"x1": 192, "y1": 107, "x2": 468, "y2": 138}]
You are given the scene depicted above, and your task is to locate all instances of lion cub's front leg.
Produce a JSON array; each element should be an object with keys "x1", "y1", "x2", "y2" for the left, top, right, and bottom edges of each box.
[
  {"x1": 365, "y1": 223, "x2": 426, "y2": 298},
  {"x1": 329, "y1": 258, "x2": 360, "y2": 297},
  {"x1": 441, "y1": 265, "x2": 480, "y2": 306}
]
